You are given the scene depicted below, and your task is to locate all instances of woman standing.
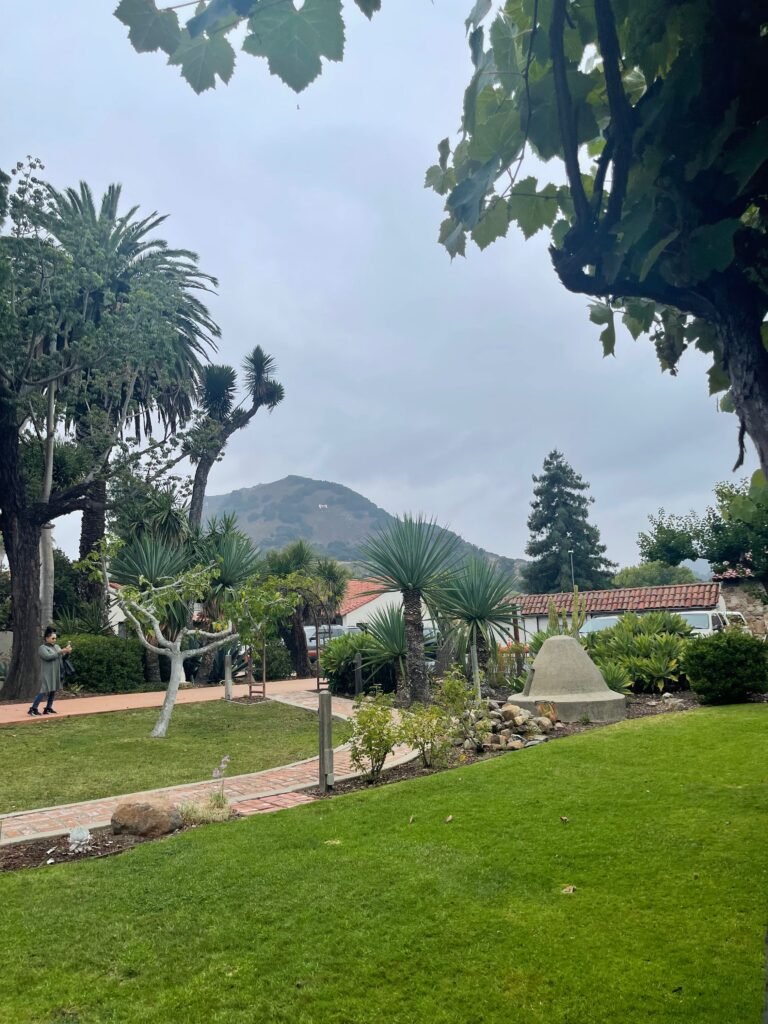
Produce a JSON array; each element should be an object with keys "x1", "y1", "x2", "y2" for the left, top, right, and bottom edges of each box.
[{"x1": 28, "y1": 627, "x2": 72, "y2": 716}]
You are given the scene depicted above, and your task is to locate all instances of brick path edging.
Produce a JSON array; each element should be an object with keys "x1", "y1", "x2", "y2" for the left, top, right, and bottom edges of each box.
[{"x1": 0, "y1": 691, "x2": 419, "y2": 846}]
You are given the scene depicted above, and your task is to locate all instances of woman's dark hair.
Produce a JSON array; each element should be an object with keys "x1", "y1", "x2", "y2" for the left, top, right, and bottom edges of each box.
[{"x1": 44, "y1": 626, "x2": 57, "y2": 640}]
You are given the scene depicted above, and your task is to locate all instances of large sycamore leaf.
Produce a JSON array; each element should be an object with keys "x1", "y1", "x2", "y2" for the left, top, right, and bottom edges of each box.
[
  {"x1": 115, "y1": 0, "x2": 181, "y2": 56},
  {"x1": 187, "y1": 0, "x2": 255, "y2": 38},
  {"x1": 446, "y1": 159, "x2": 499, "y2": 230},
  {"x1": 244, "y1": 0, "x2": 344, "y2": 92},
  {"x1": 471, "y1": 198, "x2": 509, "y2": 250},
  {"x1": 507, "y1": 176, "x2": 558, "y2": 239},
  {"x1": 169, "y1": 31, "x2": 236, "y2": 93}
]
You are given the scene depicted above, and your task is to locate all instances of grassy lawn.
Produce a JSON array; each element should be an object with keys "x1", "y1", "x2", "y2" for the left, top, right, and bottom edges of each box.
[
  {"x1": 0, "y1": 707, "x2": 766, "y2": 1023},
  {"x1": 0, "y1": 701, "x2": 351, "y2": 813}
]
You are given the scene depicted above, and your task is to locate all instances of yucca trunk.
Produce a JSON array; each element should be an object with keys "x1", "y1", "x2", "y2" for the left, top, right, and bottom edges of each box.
[
  {"x1": 78, "y1": 478, "x2": 108, "y2": 604},
  {"x1": 402, "y1": 588, "x2": 426, "y2": 705},
  {"x1": 189, "y1": 454, "x2": 215, "y2": 532}
]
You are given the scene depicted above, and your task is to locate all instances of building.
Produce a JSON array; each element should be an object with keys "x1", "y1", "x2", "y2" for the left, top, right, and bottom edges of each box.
[
  {"x1": 516, "y1": 583, "x2": 724, "y2": 639},
  {"x1": 336, "y1": 579, "x2": 433, "y2": 629}
]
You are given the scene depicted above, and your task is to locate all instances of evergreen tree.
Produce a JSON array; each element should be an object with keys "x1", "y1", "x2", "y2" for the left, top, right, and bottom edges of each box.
[{"x1": 522, "y1": 451, "x2": 616, "y2": 594}]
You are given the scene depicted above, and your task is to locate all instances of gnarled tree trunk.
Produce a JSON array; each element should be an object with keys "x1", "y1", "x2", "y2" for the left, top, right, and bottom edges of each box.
[
  {"x1": 3, "y1": 514, "x2": 42, "y2": 700},
  {"x1": 717, "y1": 302, "x2": 768, "y2": 476},
  {"x1": 189, "y1": 454, "x2": 215, "y2": 533},
  {"x1": 151, "y1": 650, "x2": 186, "y2": 738}
]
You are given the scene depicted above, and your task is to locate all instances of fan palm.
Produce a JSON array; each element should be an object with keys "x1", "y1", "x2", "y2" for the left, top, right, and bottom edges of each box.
[
  {"x1": 435, "y1": 558, "x2": 519, "y2": 697},
  {"x1": 187, "y1": 347, "x2": 285, "y2": 531},
  {"x1": 359, "y1": 515, "x2": 462, "y2": 704}
]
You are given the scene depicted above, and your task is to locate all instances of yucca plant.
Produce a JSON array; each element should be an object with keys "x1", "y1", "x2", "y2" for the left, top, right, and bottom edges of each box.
[
  {"x1": 434, "y1": 557, "x2": 518, "y2": 698},
  {"x1": 359, "y1": 515, "x2": 462, "y2": 704},
  {"x1": 363, "y1": 605, "x2": 408, "y2": 703}
]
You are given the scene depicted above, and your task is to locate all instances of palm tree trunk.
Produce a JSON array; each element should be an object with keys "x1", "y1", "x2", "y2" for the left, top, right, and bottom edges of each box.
[
  {"x1": 189, "y1": 454, "x2": 216, "y2": 533},
  {"x1": 39, "y1": 524, "x2": 55, "y2": 629},
  {"x1": 291, "y1": 609, "x2": 312, "y2": 678},
  {"x1": 3, "y1": 514, "x2": 42, "y2": 700},
  {"x1": 402, "y1": 589, "x2": 426, "y2": 705},
  {"x1": 145, "y1": 649, "x2": 162, "y2": 685}
]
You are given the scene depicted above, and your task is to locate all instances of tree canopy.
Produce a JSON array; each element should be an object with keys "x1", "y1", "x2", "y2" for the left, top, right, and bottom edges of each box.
[
  {"x1": 116, "y1": 1, "x2": 768, "y2": 475},
  {"x1": 612, "y1": 561, "x2": 698, "y2": 589},
  {"x1": 522, "y1": 450, "x2": 615, "y2": 593}
]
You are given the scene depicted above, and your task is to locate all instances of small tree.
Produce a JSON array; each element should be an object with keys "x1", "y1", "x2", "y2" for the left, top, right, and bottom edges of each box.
[
  {"x1": 105, "y1": 558, "x2": 236, "y2": 737},
  {"x1": 227, "y1": 573, "x2": 300, "y2": 686}
]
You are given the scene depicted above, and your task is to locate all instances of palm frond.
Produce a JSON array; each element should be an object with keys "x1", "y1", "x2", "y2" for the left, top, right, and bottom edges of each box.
[{"x1": 359, "y1": 515, "x2": 463, "y2": 598}]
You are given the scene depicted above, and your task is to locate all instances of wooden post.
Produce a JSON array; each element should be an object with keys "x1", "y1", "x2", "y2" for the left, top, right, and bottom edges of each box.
[
  {"x1": 318, "y1": 690, "x2": 334, "y2": 792},
  {"x1": 224, "y1": 653, "x2": 233, "y2": 701},
  {"x1": 354, "y1": 651, "x2": 363, "y2": 696}
]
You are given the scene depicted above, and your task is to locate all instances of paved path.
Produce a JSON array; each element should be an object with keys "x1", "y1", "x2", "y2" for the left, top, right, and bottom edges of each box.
[
  {"x1": 0, "y1": 688, "x2": 417, "y2": 846},
  {"x1": 0, "y1": 676, "x2": 316, "y2": 725}
]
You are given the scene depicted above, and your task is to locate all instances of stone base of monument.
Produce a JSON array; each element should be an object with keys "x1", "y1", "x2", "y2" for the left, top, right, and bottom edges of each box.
[
  {"x1": 518, "y1": 634, "x2": 627, "y2": 724},
  {"x1": 513, "y1": 691, "x2": 626, "y2": 724}
]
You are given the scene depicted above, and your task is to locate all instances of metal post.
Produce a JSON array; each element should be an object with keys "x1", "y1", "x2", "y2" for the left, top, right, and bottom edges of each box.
[
  {"x1": 354, "y1": 651, "x2": 363, "y2": 696},
  {"x1": 224, "y1": 653, "x2": 233, "y2": 701},
  {"x1": 318, "y1": 691, "x2": 334, "y2": 793},
  {"x1": 568, "y1": 548, "x2": 575, "y2": 589}
]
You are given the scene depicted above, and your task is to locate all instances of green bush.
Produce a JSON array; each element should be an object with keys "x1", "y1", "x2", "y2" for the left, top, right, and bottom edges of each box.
[
  {"x1": 434, "y1": 666, "x2": 490, "y2": 751},
  {"x1": 584, "y1": 612, "x2": 692, "y2": 693},
  {"x1": 251, "y1": 637, "x2": 293, "y2": 682},
  {"x1": 322, "y1": 633, "x2": 395, "y2": 696},
  {"x1": 399, "y1": 703, "x2": 452, "y2": 768},
  {"x1": 683, "y1": 631, "x2": 768, "y2": 704},
  {"x1": 349, "y1": 689, "x2": 400, "y2": 780},
  {"x1": 65, "y1": 634, "x2": 146, "y2": 694}
]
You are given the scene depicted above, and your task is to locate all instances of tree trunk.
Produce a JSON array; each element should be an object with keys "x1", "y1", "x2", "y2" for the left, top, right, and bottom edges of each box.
[
  {"x1": 145, "y1": 649, "x2": 161, "y2": 685},
  {"x1": 78, "y1": 479, "x2": 108, "y2": 605},
  {"x1": 195, "y1": 648, "x2": 217, "y2": 684},
  {"x1": 289, "y1": 608, "x2": 312, "y2": 678},
  {"x1": 3, "y1": 514, "x2": 43, "y2": 700},
  {"x1": 718, "y1": 304, "x2": 768, "y2": 478},
  {"x1": 39, "y1": 524, "x2": 55, "y2": 630},
  {"x1": 151, "y1": 650, "x2": 186, "y2": 738},
  {"x1": 475, "y1": 630, "x2": 489, "y2": 671},
  {"x1": 402, "y1": 589, "x2": 426, "y2": 705},
  {"x1": 189, "y1": 455, "x2": 215, "y2": 533}
]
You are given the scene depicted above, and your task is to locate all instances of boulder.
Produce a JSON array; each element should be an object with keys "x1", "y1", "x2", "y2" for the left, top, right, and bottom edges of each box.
[
  {"x1": 500, "y1": 706, "x2": 518, "y2": 723},
  {"x1": 508, "y1": 739, "x2": 525, "y2": 750},
  {"x1": 112, "y1": 799, "x2": 182, "y2": 838},
  {"x1": 532, "y1": 716, "x2": 554, "y2": 734},
  {"x1": 524, "y1": 721, "x2": 542, "y2": 735}
]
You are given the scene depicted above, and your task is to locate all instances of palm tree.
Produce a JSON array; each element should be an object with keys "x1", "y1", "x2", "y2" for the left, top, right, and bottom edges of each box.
[
  {"x1": 187, "y1": 347, "x2": 285, "y2": 531},
  {"x1": 265, "y1": 540, "x2": 316, "y2": 678},
  {"x1": 41, "y1": 182, "x2": 219, "y2": 593},
  {"x1": 359, "y1": 515, "x2": 462, "y2": 704},
  {"x1": 435, "y1": 557, "x2": 519, "y2": 697}
]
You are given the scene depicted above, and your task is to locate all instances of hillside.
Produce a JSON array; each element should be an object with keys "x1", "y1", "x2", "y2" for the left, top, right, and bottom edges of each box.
[{"x1": 203, "y1": 476, "x2": 527, "y2": 582}]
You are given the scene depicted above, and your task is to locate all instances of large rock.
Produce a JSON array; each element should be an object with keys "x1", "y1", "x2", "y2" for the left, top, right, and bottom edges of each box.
[
  {"x1": 514, "y1": 636, "x2": 626, "y2": 724},
  {"x1": 112, "y1": 799, "x2": 182, "y2": 838}
]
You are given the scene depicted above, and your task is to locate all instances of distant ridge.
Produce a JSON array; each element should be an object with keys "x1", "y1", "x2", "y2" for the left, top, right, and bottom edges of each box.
[{"x1": 203, "y1": 475, "x2": 527, "y2": 583}]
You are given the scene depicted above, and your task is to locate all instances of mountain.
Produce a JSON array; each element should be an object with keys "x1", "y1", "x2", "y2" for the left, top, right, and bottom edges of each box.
[{"x1": 203, "y1": 476, "x2": 527, "y2": 582}]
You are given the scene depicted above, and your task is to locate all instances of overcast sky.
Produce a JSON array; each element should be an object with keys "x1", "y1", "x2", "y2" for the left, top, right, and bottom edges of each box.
[{"x1": 2, "y1": 1, "x2": 756, "y2": 567}]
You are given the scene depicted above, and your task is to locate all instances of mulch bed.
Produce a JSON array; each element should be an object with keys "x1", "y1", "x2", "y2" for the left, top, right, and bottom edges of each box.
[{"x1": 0, "y1": 827, "x2": 160, "y2": 873}]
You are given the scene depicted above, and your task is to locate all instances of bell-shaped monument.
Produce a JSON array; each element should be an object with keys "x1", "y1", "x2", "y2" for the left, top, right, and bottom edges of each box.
[{"x1": 515, "y1": 635, "x2": 626, "y2": 723}]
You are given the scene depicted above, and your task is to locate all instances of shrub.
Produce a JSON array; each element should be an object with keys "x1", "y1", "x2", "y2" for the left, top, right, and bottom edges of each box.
[
  {"x1": 399, "y1": 703, "x2": 452, "y2": 768},
  {"x1": 585, "y1": 612, "x2": 691, "y2": 693},
  {"x1": 251, "y1": 637, "x2": 293, "y2": 682},
  {"x1": 64, "y1": 634, "x2": 146, "y2": 694},
  {"x1": 683, "y1": 631, "x2": 768, "y2": 704},
  {"x1": 434, "y1": 666, "x2": 490, "y2": 751},
  {"x1": 179, "y1": 795, "x2": 232, "y2": 825},
  {"x1": 322, "y1": 633, "x2": 395, "y2": 696},
  {"x1": 349, "y1": 689, "x2": 400, "y2": 781},
  {"x1": 599, "y1": 660, "x2": 632, "y2": 694}
]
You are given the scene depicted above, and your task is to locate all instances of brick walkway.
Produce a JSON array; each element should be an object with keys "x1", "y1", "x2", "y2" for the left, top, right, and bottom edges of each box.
[{"x1": 0, "y1": 689, "x2": 417, "y2": 846}]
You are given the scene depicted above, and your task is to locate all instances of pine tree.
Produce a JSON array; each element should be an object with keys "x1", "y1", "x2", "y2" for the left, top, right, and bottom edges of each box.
[{"x1": 522, "y1": 451, "x2": 616, "y2": 594}]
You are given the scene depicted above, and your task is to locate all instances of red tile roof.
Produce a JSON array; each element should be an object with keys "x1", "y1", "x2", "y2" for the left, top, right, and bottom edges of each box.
[
  {"x1": 518, "y1": 583, "x2": 720, "y2": 617},
  {"x1": 338, "y1": 579, "x2": 385, "y2": 617}
]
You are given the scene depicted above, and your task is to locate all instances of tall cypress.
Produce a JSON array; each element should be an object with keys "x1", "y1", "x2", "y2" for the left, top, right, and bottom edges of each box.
[{"x1": 522, "y1": 451, "x2": 616, "y2": 593}]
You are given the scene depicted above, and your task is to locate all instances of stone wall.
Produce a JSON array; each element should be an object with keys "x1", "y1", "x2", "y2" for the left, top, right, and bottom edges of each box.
[{"x1": 721, "y1": 581, "x2": 768, "y2": 636}]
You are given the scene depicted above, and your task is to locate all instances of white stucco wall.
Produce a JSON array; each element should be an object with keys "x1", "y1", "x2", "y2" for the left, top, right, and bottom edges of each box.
[{"x1": 341, "y1": 591, "x2": 433, "y2": 630}]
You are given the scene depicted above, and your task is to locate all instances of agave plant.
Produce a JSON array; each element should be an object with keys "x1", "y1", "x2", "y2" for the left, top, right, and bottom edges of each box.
[{"x1": 359, "y1": 515, "x2": 461, "y2": 704}]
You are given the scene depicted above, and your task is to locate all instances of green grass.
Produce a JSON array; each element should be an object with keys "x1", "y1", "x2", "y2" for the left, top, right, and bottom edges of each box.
[
  {"x1": 0, "y1": 701, "x2": 351, "y2": 812},
  {"x1": 0, "y1": 707, "x2": 766, "y2": 1023}
]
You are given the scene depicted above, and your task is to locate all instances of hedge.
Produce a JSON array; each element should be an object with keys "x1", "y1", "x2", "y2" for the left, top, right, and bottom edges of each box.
[{"x1": 65, "y1": 635, "x2": 147, "y2": 694}]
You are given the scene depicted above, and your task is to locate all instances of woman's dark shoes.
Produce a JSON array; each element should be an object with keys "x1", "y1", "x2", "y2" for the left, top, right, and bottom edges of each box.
[
  {"x1": 28, "y1": 707, "x2": 41, "y2": 716},
  {"x1": 43, "y1": 707, "x2": 57, "y2": 715}
]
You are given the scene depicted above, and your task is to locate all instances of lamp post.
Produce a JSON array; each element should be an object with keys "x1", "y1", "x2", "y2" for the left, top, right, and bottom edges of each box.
[{"x1": 568, "y1": 549, "x2": 575, "y2": 589}]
